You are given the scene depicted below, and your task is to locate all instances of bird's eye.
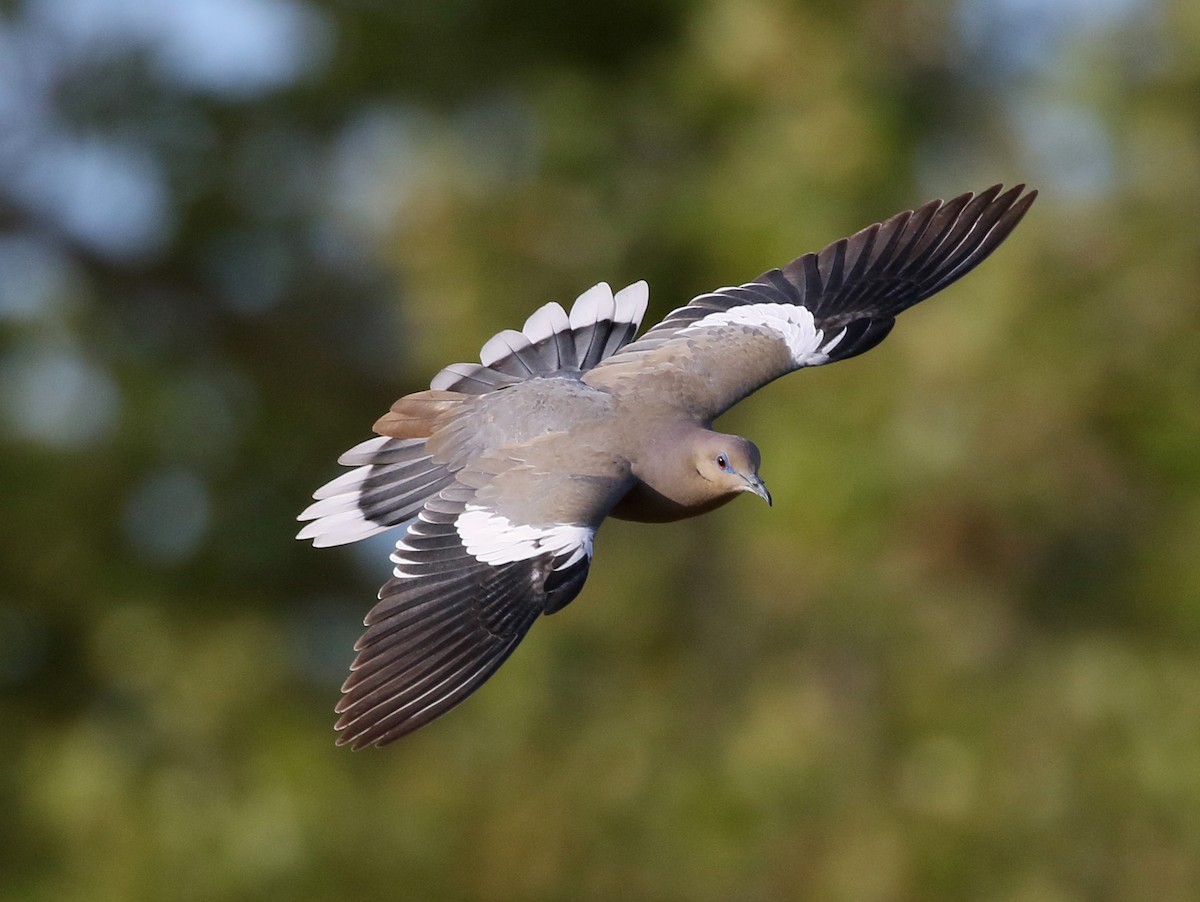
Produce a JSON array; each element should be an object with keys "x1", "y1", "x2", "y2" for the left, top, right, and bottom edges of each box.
[{"x1": 716, "y1": 453, "x2": 729, "y2": 471}]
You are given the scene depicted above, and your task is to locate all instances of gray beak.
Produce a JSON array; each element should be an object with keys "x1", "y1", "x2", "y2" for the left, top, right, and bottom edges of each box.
[{"x1": 744, "y1": 474, "x2": 772, "y2": 507}]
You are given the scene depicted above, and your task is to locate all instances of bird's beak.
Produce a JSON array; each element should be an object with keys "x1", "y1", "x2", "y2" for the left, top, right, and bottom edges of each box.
[{"x1": 743, "y1": 474, "x2": 772, "y2": 507}]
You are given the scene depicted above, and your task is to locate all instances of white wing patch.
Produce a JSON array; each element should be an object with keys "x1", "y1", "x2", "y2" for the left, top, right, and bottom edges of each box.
[
  {"x1": 390, "y1": 505, "x2": 594, "y2": 577},
  {"x1": 682, "y1": 301, "x2": 848, "y2": 366},
  {"x1": 455, "y1": 506, "x2": 593, "y2": 569}
]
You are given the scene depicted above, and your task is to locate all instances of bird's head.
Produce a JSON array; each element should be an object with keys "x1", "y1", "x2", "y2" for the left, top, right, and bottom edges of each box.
[{"x1": 691, "y1": 432, "x2": 771, "y2": 506}]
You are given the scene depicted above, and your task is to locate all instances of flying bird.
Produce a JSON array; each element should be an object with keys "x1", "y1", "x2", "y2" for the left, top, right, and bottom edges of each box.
[{"x1": 298, "y1": 184, "x2": 1036, "y2": 747}]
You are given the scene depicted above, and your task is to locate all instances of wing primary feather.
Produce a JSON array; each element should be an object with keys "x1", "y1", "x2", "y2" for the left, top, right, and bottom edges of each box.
[
  {"x1": 342, "y1": 641, "x2": 525, "y2": 748},
  {"x1": 337, "y1": 638, "x2": 482, "y2": 732},
  {"x1": 815, "y1": 237, "x2": 848, "y2": 291},
  {"x1": 904, "y1": 191, "x2": 976, "y2": 272},
  {"x1": 341, "y1": 619, "x2": 476, "y2": 699},
  {"x1": 926, "y1": 185, "x2": 1034, "y2": 295},
  {"x1": 341, "y1": 619, "x2": 481, "y2": 704}
]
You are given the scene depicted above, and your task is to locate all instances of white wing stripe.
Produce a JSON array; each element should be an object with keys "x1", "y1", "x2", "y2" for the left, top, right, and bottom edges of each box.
[
  {"x1": 681, "y1": 301, "x2": 832, "y2": 367},
  {"x1": 454, "y1": 505, "x2": 593, "y2": 568}
]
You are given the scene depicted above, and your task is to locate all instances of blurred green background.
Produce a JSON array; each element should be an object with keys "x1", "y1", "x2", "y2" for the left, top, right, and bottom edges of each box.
[{"x1": 2, "y1": 0, "x2": 1199, "y2": 899}]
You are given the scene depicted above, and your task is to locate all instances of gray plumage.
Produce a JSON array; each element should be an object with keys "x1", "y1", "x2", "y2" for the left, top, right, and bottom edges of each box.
[{"x1": 298, "y1": 184, "x2": 1037, "y2": 747}]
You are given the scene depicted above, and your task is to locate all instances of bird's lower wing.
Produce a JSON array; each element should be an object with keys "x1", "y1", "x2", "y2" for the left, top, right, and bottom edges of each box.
[{"x1": 336, "y1": 452, "x2": 630, "y2": 747}]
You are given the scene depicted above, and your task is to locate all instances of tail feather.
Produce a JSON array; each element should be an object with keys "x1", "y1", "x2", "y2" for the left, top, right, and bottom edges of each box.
[
  {"x1": 372, "y1": 390, "x2": 469, "y2": 440},
  {"x1": 297, "y1": 437, "x2": 456, "y2": 547},
  {"x1": 429, "y1": 281, "x2": 649, "y2": 395}
]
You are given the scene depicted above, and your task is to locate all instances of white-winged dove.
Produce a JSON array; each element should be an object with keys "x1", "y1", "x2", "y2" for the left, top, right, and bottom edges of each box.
[{"x1": 299, "y1": 184, "x2": 1037, "y2": 747}]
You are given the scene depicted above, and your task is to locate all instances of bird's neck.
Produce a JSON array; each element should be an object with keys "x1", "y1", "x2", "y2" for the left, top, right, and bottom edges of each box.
[{"x1": 609, "y1": 424, "x2": 739, "y2": 523}]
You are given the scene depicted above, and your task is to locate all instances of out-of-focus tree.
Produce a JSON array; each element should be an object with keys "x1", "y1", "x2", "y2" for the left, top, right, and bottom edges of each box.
[{"x1": 2, "y1": 0, "x2": 1198, "y2": 899}]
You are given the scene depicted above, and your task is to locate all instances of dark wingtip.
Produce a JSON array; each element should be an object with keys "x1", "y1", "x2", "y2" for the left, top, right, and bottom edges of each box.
[{"x1": 1010, "y1": 184, "x2": 1038, "y2": 215}]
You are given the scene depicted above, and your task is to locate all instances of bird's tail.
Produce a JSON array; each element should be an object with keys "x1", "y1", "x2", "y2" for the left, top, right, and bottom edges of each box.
[
  {"x1": 425, "y1": 281, "x2": 649, "y2": 394},
  {"x1": 296, "y1": 435, "x2": 456, "y2": 547}
]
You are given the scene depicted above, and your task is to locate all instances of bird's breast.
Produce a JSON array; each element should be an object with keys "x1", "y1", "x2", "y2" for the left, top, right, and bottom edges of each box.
[{"x1": 609, "y1": 479, "x2": 735, "y2": 523}]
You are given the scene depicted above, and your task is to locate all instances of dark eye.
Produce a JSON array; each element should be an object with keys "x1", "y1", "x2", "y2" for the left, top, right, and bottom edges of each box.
[{"x1": 716, "y1": 453, "x2": 729, "y2": 471}]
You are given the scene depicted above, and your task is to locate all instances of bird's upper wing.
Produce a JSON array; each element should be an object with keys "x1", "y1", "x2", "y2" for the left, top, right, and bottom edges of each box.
[
  {"x1": 584, "y1": 184, "x2": 1036, "y2": 422},
  {"x1": 333, "y1": 444, "x2": 631, "y2": 748}
]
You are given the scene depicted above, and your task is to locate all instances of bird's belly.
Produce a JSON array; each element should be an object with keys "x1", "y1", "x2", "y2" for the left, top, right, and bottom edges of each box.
[{"x1": 609, "y1": 480, "x2": 734, "y2": 523}]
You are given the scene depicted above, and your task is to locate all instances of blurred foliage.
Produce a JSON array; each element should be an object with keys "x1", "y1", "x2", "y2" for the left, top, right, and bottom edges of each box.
[{"x1": 2, "y1": 0, "x2": 1199, "y2": 899}]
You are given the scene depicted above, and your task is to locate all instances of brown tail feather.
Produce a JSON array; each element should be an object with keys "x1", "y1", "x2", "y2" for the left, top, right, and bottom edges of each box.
[{"x1": 373, "y1": 390, "x2": 471, "y2": 439}]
